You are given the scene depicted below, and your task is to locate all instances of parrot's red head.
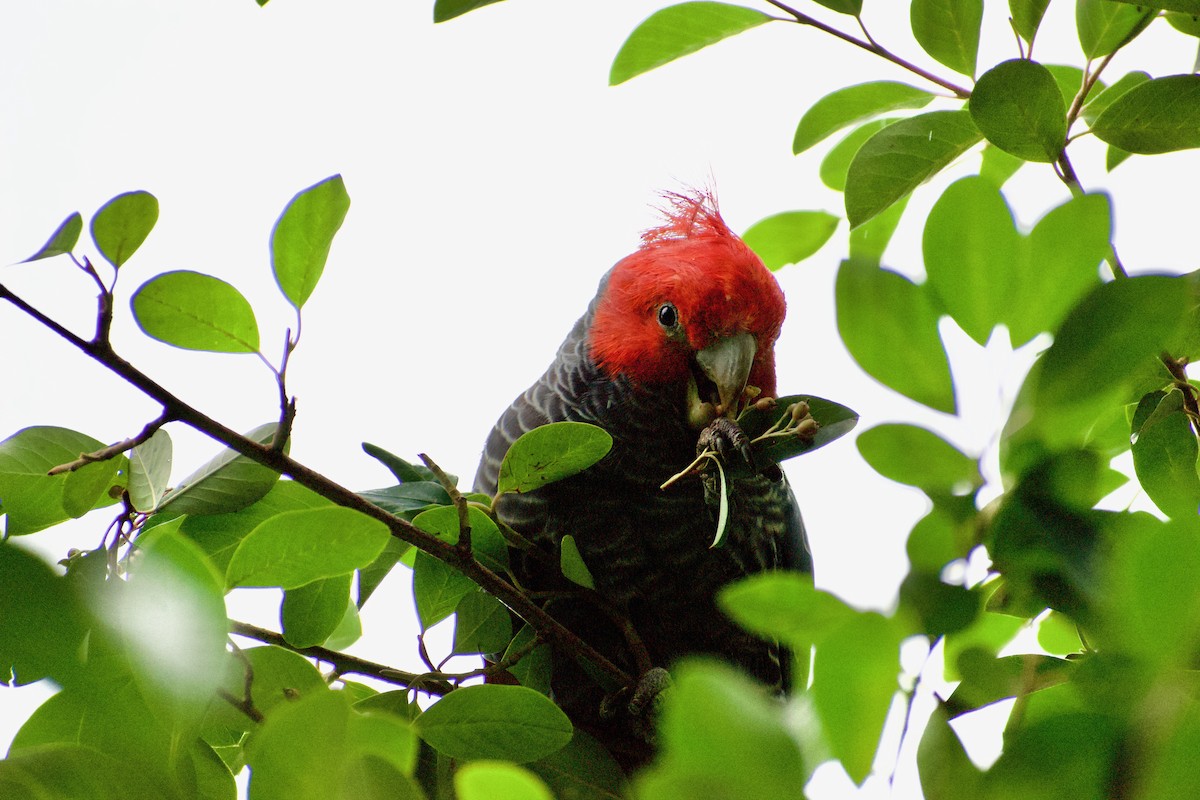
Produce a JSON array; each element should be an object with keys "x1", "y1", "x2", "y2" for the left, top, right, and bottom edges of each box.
[{"x1": 589, "y1": 190, "x2": 786, "y2": 429}]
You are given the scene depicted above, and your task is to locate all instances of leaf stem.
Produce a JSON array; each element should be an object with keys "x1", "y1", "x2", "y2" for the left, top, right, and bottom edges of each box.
[{"x1": 47, "y1": 411, "x2": 172, "y2": 475}]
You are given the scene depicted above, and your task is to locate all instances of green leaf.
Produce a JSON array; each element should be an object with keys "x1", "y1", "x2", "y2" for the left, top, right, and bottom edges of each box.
[
  {"x1": 131, "y1": 270, "x2": 260, "y2": 353},
  {"x1": 527, "y1": 729, "x2": 628, "y2": 799},
  {"x1": 506, "y1": 626, "x2": 552, "y2": 695},
  {"x1": 496, "y1": 422, "x2": 612, "y2": 495},
  {"x1": 23, "y1": 212, "x2": 83, "y2": 262},
  {"x1": 361, "y1": 442, "x2": 428, "y2": 483},
  {"x1": 1037, "y1": 611, "x2": 1084, "y2": 655},
  {"x1": 1045, "y1": 64, "x2": 1091, "y2": 110},
  {"x1": 0, "y1": 542, "x2": 88, "y2": 686},
  {"x1": 413, "y1": 684, "x2": 572, "y2": 762},
  {"x1": 225, "y1": 645, "x2": 328, "y2": 719},
  {"x1": 91, "y1": 190, "x2": 158, "y2": 268},
  {"x1": 413, "y1": 550, "x2": 475, "y2": 629},
  {"x1": 433, "y1": 0, "x2": 505, "y2": 22},
  {"x1": 636, "y1": 659, "x2": 805, "y2": 797},
  {"x1": 848, "y1": 194, "x2": 907, "y2": 266},
  {"x1": 0, "y1": 426, "x2": 111, "y2": 535},
  {"x1": 282, "y1": 572, "x2": 354, "y2": 648},
  {"x1": 1092, "y1": 74, "x2": 1200, "y2": 154},
  {"x1": 322, "y1": 598, "x2": 363, "y2": 651},
  {"x1": 453, "y1": 591, "x2": 513, "y2": 655},
  {"x1": 61, "y1": 456, "x2": 124, "y2": 519},
  {"x1": 922, "y1": 176, "x2": 1021, "y2": 344},
  {"x1": 793, "y1": 82, "x2": 935, "y2": 154},
  {"x1": 979, "y1": 145, "x2": 1025, "y2": 186},
  {"x1": 246, "y1": 690, "x2": 351, "y2": 800},
  {"x1": 1008, "y1": 192, "x2": 1111, "y2": 347},
  {"x1": 1076, "y1": 0, "x2": 1156, "y2": 58},
  {"x1": 358, "y1": 537, "x2": 411, "y2": 609},
  {"x1": 456, "y1": 761, "x2": 554, "y2": 800},
  {"x1": 609, "y1": 2, "x2": 771, "y2": 86},
  {"x1": 559, "y1": 534, "x2": 596, "y2": 589},
  {"x1": 719, "y1": 572, "x2": 855, "y2": 649},
  {"x1": 0, "y1": 745, "x2": 154, "y2": 800},
  {"x1": 1131, "y1": 390, "x2": 1200, "y2": 519},
  {"x1": 1010, "y1": 0, "x2": 1051, "y2": 42},
  {"x1": 845, "y1": 111, "x2": 983, "y2": 228},
  {"x1": 835, "y1": 260, "x2": 957, "y2": 413},
  {"x1": 811, "y1": 0, "x2": 861, "y2": 13},
  {"x1": 226, "y1": 506, "x2": 390, "y2": 589},
  {"x1": 412, "y1": 504, "x2": 509, "y2": 573},
  {"x1": 1166, "y1": 9, "x2": 1200, "y2": 33},
  {"x1": 271, "y1": 174, "x2": 351, "y2": 309},
  {"x1": 128, "y1": 429, "x2": 172, "y2": 513},
  {"x1": 899, "y1": 571, "x2": 980, "y2": 636},
  {"x1": 970, "y1": 59, "x2": 1066, "y2": 162},
  {"x1": 737, "y1": 394, "x2": 860, "y2": 464},
  {"x1": 811, "y1": 612, "x2": 902, "y2": 783},
  {"x1": 910, "y1": 0, "x2": 982, "y2": 76},
  {"x1": 820, "y1": 118, "x2": 895, "y2": 193},
  {"x1": 1032, "y1": 276, "x2": 1189, "y2": 444},
  {"x1": 857, "y1": 423, "x2": 981, "y2": 493},
  {"x1": 917, "y1": 705, "x2": 984, "y2": 799},
  {"x1": 158, "y1": 422, "x2": 285, "y2": 516},
  {"x1": 742, "y1": 211, "x2": 839, "y2": 270},
  {"x1": 1080, "y1": 70, "x2": 1149, "y2": 126}
]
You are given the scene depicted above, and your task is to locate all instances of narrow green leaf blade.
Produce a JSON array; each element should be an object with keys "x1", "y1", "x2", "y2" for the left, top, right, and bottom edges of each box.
[
  {"x1": 836, "y1": 260, "x2": 957, "y2": 413},
  {"x1": 812, "y1": 0, "x2": 862, "y2": 12},
  {"x1": 1092, "y1": 74, "x2": 1200, "y2": 154},
  {"x1": 271, "y1": 175, "x2": 351, "y2": 309},
  {"x1": 609, "y1": 2, "x2": 771, "y2": 86},
  {"x1": 910, "y1": 0, "x2": 983, "y2": 76},
  {"x1": 793, "y1": 81, "x2": 935, "y2": 154},
  {"x1": 857, "y1": 424, "x2": 981, "y2": 493},
  {"x1": 226, "y1": 507, "x2": 390, "y2": 589},
  {"x1": 922, "y1": 176, "x2": 1021, "y2": 344},
  {"x1": 496, "y1": 422, "x2": 612, "y2": 495},
  {"x1": 129, "y1": 429, "x2": 173, "y2": 513},
  {"x1": 23, "y1": 212, "x2": 83, "y2": 262},
  {"x1": 131, "y1": 270, "x2": 260, "y2": 353},
  {"x1": 413, "y1": 685, "x2": 572, "y2": 762},
  {"x1": 970, "y1": 59, "x2": 1066, "y2": 162},
  {"x1": 158, "y1": 422, "x2": 285, "y2": 516},
  {"x1": 434, "y1": 0, "x2": 505, "y2": 22},
  {"x1": 91, "y1": 190, "x2": 158, "y2": 268},
  {"x1": 845, "y1": 111, "x2": 983, "y2": 228},
  {"x1": 742, "y1": 211, "x2": 838, "y2": 270},
  {"x1": 559, "y1": 534, "x2": 596, "y2": 589}
]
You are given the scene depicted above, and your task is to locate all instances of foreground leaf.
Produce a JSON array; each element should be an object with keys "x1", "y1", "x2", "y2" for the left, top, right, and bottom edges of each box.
[
  {"x1": 496, "y1": 422, "x2": 612, "y2": 494},
  {"x1": 910, "y1": 0, "x2": 982, "y2": 76},
  {"x1": 1010, "y1": 0, "x2": 1051, "y2": 43},
  {"x1": 857, "y1": 423, "x2": 981, "y2": 494},
  {"x1": 742, "y1": 211, "x2": 839, "y2": 270},
  {"x1": 1130, "y1": 390, "x2": 1200, "y2": 519},
  {"x1": 609, "y1": 2, "x2": 771, "y2": 85},
  {"x1": 128, "y1": 429, "x2": 173, "y2": 513},
  {"x1": 91, "y1": 190, "x2": 158, "y2": 268},
  {"x1": 1092, "y1": 74, "x2": 1200, "y2": 154},
  {"x1": 0, "y1": 542, "x2": 88, "y2": 686},
  {"x1": 131, "y1": 270, "x2": 260, "y2": 353},
  {"x1": 845, "y1": 111, "x2": 982, "y2": 227},
  {"x1": 793, "y1": 81, "x2": 935, "y2": 154},
  {"x1": 1076, "y1": 0, "x2": 1156, "y2": 58},
  {"x1": 456, "y1": 761, "x2": 554, "y2": 800},
  {"x1": 0, "y1": 427, "x2": 113, "y2": 535},
  {"x1": 271, "y1": 174, "x2": 351, "y2": 309},
  {"x1": 23, "y1": 212, "x2": 82, "y2": 262},
  {"x1": 970, "y1": 59, "x2": 1066, "y2": 162}
]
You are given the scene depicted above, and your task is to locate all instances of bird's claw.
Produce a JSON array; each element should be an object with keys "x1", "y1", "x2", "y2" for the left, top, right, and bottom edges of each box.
[
  {"x1": 697, "y1": 417, "x2": 756, "y2": 473},
  {"x1": 599, "y1": 667, "x2": 673, "y2": 746}
]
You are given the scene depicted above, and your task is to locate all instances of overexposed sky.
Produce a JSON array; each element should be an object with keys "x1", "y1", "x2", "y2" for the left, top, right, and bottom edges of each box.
[{"x1": 3, "y1": 1, "x2": 1199, "y2": 796}]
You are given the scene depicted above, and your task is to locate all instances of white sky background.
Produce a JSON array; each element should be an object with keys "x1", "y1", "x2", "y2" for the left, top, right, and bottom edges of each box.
[{"x1": 2, "y1": 1, "x2": 1198, "y2": 797}]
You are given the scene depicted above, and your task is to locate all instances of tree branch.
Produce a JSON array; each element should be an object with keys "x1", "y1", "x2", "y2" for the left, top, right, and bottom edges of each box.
[
  {"x1": 0, "y1": 281, "x2": 633, "y2": 690},
  {"x1": 47, "y1": 411, "x2": 172, "y2": 475}
]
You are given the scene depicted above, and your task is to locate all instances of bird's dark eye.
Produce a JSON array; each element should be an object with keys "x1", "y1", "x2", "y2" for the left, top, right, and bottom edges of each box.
[{"x1": 657, "y1": 303, "x2": 679, "y2": 329}]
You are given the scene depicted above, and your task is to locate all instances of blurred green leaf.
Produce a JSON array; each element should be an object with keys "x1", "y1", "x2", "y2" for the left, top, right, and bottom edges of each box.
[
  {"x1": 848, "y1": 194, "x2": 907, "y2": 265},
  {"x1": 720, "y1": 572, "x2": 854, "y2": 648},
  {"x1": 128, "y1": 429, "x2": 173, "y2": 513},
  {"x1": 282, "y1": 572, "x2": 354, "y2": 648},
  {"x1": 812, "y1": 612, "x2": 902, "y2": 783},
  {"x1": 1037, "y1": 611, "x2": 1084, "y2": 655},
  {"x1": 1093, "y1": 74, "x2": 1200, "y2": 154},
  {"x1": 0, "y1": 542, "x2": 88, "y2": 686},
  {"x1": 1076, "y1": 0, "x2": 1156, "y2": 58},
  {"x1": 131, "y1": 270, "x2": 260, "y2": 353},
  {"x1": 636, "y1": 659, "x2": 806, "y2": 797},
  {"x1": 857, "y1": 423, "x2": 980, "y2": 493},
  {"x1": 413, "y1": 684, "x2": 572, "y2": 762},
  {"x1": 456, "y1": 761, "x2": 554, "y2": 800},
  {"x1": 742, "y1": 211, "x2": 839, "y2": 270},
  {"x1": 0, "y1": 745, "x2": 160, "y2": 800},
  {"x1": 910, "y1": 0, "x2": 982, "y2": 76},
  {"x1": 91, "y1": 190, "x2": 158, "y2": 268},
  {"x1": 901, "y1": 571, "x2": 981, "y2": 636},
  {"x1": 609, "y1": 2, "x2": 770, "y2": 85},
  {"x1": 836, "y1": 260, "x2": 957, "y2": 413},
  {"x1": 917, "y1": 705, "x2": 983, "y2": 799},
  {"x1": 433, "y1": 0, "x2": 505, "y2": 22},
  {"x1": 1008, "y1": 192, "x2": 1111, "y2": 347},
  {"x1": 271, "y1": 175, "x2": 350, "y2": 309},
  {"x1": 979, "y1": 144, "x2": 1025, "y2": 186},
  {"x1": 970, "y1": 59, "x2": 1066, "y2": 162},
  {"x1": 453, "y1": 590, "x2": 513, "y2": 655},
  {"x1": 23, "y1": 211, "x2": 82, "y2": 262},
  {"x1": 527, "y1": 728, "x2": 627, "y2": 798},
  {"x1": 1010, "y1": 0, "x2": 1051, "y2": 42},
  {"x1": 1131, "y1": 389, "x2": 1200, "y2": 519},
  {"x1": 922, "y1": 176, "x2": 1021, "y2": 344},
  {"x1": 497, "y1": 422, "x2": 611, "y2": 495},
  {"x1": 246, "y1": 690, "x2": 350, "y2": 800},
  {"x1": 984, "y1": 712, "x2": 1119, "y2": 800},
  {"x1": 227, "y1": 506, "x2": 390, "y2": 590},
  {"x1": 845, "y1": 111, "x2": 982, "y2": 228},
  {"x1": 793, "y1": 81, "x2": 934, "y2": 154},
  {"x1": 0, "y1": 426, "x2": 112, "y2": 535}
]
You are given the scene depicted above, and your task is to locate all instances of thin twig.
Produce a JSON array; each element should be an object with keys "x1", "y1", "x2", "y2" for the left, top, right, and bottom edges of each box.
[
  {"x1": 421, "y1": 452, "x2": 471, "y2": 555},
  {"x1": 47, "y1": 411, "x2": 172, "y2": 475}
]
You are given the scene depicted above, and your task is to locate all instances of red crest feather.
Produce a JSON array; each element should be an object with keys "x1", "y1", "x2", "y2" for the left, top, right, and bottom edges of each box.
[{"x1": 639, "y1": 188, "x2": 734, "y2": 247}]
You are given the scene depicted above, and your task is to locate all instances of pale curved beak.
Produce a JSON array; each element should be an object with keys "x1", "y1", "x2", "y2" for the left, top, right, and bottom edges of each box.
[{"x1": 694, "y1": 331, "x2": 757, "y2": 418}]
